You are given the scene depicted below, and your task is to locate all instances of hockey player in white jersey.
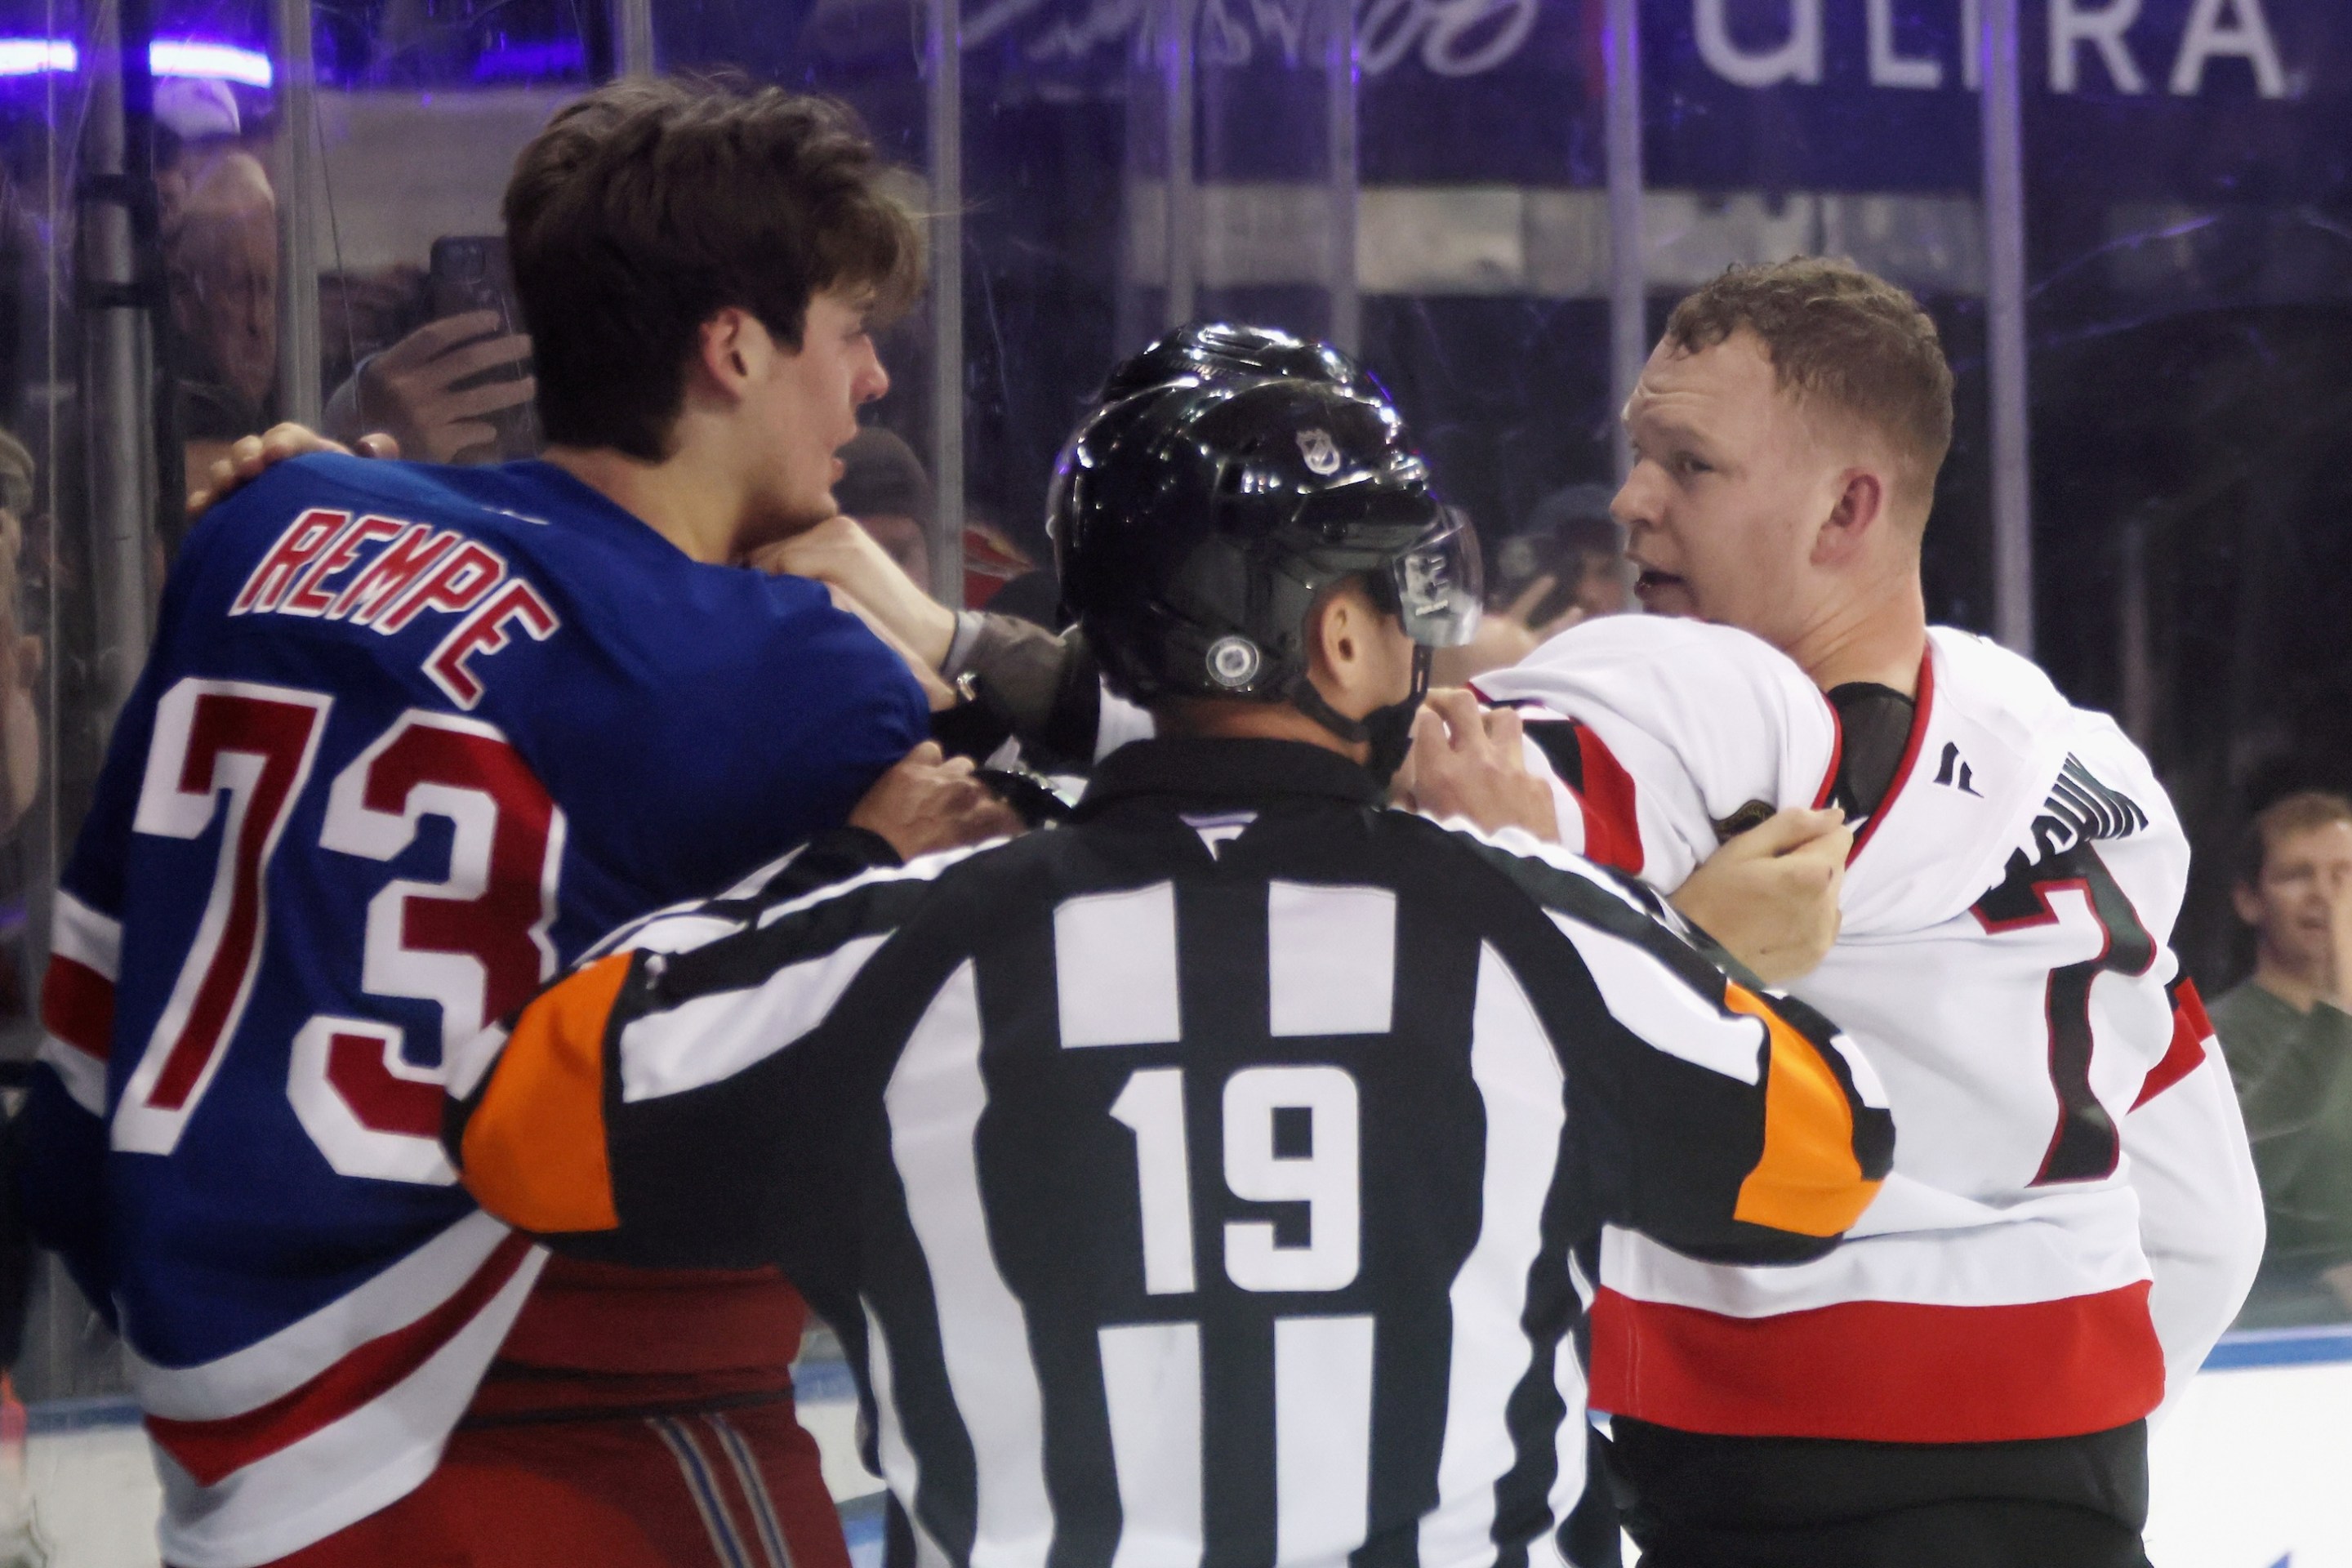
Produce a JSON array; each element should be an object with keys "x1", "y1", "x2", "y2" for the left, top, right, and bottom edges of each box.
[{"x1": 1443, "y1": 259, "x2": 2261, "y2": 1567}]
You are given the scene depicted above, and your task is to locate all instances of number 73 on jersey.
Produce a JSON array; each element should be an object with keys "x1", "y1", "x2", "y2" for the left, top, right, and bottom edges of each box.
[{"x1": 109, "y1": 677, "x2": 562, "y2": 1186}]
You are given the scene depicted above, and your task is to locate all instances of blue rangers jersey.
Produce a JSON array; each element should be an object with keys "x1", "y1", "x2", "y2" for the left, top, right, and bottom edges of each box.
[{"x1": 16, "y1": 454, "x2": 929, "y2": 1566}]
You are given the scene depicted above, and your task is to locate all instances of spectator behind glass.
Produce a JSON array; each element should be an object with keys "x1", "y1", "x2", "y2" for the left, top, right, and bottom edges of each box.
[
  {"x1": 1431, "y1": 482, "x2": 1633, "y2": 686},
  {"x1": 832, "y1": 425, "x2": 932, "y2": 582},
  {"x1": 152, "y1": 78, "x2": 244, "y2": 234},
  {"x1": 2215, "y1": 791, "x2": 2352, "y2": 1325},
  {"x1": 0, "y1": 431, "x2": 39, "y2": 836},
  {"x1": 0, "y1": 428, "x2": 44, "y2": 1058},
  {"x1": 805, "y1": 431, "x2": 1061, "y2": 622},
  {"x1": 156, "y1": 80, "x2": 535, "y2": 478},
  {"x1": 323, "y1": 305, "x2": 535, "y2": 466},
  {"x1": 165, "y1": 152, "x2": 278, "y2": 460}
]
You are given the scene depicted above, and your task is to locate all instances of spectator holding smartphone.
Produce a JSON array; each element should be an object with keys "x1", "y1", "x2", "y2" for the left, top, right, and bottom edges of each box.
[
  {"x1": 167, "y1": 153, "x2": 280, "y2": 461},
  {"x1": 324, "y1": 310, "x2": 537, "y2": 465}
]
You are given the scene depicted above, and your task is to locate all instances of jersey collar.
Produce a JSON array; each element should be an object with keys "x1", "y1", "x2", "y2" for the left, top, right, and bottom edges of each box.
[{"x1": 1076, "y1": 737, "x2": 1385, "y2": 817}]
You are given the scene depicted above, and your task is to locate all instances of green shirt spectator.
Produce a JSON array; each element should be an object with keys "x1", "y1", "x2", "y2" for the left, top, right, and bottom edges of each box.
[
  {"x1": 2214, "y1": 982, "x2": 2352, "y2": 1320},
  {"x1": 2214, "y1": 791, "x2": 2352, "y2": 1326}
]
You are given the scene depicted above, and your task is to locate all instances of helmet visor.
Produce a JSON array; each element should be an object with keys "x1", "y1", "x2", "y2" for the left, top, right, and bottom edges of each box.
[{"x1": 1389, "y1": 514, "x2": 1483, "y2": 648}]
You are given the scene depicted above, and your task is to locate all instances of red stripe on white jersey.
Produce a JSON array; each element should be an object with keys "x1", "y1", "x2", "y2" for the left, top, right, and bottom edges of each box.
[
  {"x1": 132, "y1": 1213, "x2": 546, "y2": 1568},
  {"x1": 2135, "y1": 976, "x2": 2212, "y2": 1110},
  {"x1": 1571, "y1": 725, "x2": 1644, "y2": 875},
  {"x1": 51, "y1": 889, "x2": 122, "y2": 979},
  {"x1": 135, "y1": 1209, "x2": 518, "y2": 1421},
  {"x1": 129, "y1": 1213, "x2": 548, "y2": 1566},
  {"x1": 1811, "y1": 711, "x2": 1845, "y2": 812},
  {"x1": 39, "y1": 891, "x2": 119, "y2": 1114},
  {"x1": 1588, "y1": 1281, "x2": 2165, "y2": 1443},
  {"x1": 1844, "y1": 647, "x2": 1936, "y2": 863},
  {"x1": 38, "y1": 947, "x2": 118, "y2": 1115}
]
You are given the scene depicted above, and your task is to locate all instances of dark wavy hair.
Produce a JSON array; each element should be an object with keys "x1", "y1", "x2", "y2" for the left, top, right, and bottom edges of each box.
[{"x1": 505, "y1": 78, "x2": 924, "y2": 461}]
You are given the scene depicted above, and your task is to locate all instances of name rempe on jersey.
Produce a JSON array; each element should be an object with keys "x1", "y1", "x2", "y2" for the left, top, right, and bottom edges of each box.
[{"x1": 229, "y1": 506, "x2": 560, "y2": 711}]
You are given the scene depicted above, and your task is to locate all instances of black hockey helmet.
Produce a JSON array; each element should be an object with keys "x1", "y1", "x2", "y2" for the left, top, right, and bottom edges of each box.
[
  {"x1": 1094, "y1": 321, "x2": 1383, "y2": 405},
  {"x1": 1049, "y1": 326, "x2": 1481, "y2": 772}
]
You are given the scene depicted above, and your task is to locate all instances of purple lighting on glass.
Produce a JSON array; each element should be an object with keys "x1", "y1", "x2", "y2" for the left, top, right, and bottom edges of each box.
[
  {"x1": 0, "y1": 38, "x2": 274, "y2": 87},
  {"x1": 471, "y1": 38, "x2": 586, "y2": 81},
  {"x1": 0, "y1": 40, "x2": 73, "y2": 75},
  {"x1": 151, "y1": 40, "x2": 274, "y2": 87}
]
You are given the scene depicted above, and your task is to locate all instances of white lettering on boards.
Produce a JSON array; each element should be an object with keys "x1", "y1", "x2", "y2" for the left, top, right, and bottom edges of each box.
[{"x1": 1695, "y1": 0, "x2": 1823, "y2": 87}]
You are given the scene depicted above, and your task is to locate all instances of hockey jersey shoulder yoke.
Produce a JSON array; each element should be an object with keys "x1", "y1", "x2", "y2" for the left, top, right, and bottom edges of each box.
[{"x1": 1472, "y1": 616, "x2": 1839, "y2": 890}]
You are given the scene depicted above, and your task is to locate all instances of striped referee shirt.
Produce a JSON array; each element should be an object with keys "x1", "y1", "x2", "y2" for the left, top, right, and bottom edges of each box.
[{"x1": 449, "y1": 737, "x2": 1893, "y2": 1568}]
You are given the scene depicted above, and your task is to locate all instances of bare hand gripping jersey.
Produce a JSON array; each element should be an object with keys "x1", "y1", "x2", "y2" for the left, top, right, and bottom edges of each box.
[
  {"x1": 1479, "y1": 618, "x2": 2263, "y2": 1444},
  {"x1": 16, "y1": 455, "x2": 929, "y2": 1566},
  {"x1": 449, "y1": 737, "x2": 1893, "y2": 1568}
]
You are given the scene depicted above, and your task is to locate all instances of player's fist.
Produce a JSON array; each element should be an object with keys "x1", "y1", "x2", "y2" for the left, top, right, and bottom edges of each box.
[
  {"x1": 752, "y1": 514, "x2": 958, "y2": 672},
  {"x1": 849, "y1": 742, "x2": 1027, "y2": 860},
  {"x1": 1668, "y1": 806, "x2": 1851, "y2": 983},
  {"x1": 1398, "y1": 689, "x2": 1561, "y2": 843}
]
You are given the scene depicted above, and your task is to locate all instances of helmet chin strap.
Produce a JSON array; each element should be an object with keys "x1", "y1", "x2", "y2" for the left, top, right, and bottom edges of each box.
[{"x1": 1289, "y1": 647, "x2": 1433, "y2": 786}]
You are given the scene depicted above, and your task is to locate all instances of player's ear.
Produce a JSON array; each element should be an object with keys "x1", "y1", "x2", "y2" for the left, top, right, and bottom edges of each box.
[
  {"x1": 1812, "y1": 466, "x2": 1887, "y2": 568},
  {"x1": 2230, "y1": 878, "x2": 2266, "y2": 928},
  {"x1": 694, "y1": 308, "x2": 771, "y2": 403}
]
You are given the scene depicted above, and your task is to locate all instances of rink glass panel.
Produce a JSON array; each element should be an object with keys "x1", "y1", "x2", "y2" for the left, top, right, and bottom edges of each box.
[
  {"x1": 1640, "y1": 0, "x2": 1997, "y2": 636},
  {"x1": 4, "y1": 0, "x2": 2345, "y2": 1462},
  {"x1": 2022, "y1": 0, "x2": 2352, "y2": 1332}
]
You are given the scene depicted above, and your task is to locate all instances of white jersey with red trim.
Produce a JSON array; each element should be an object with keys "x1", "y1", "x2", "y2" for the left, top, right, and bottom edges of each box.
[
  {"x1": 1484, "y1": 619, "x2": 2262, "y2": 1444},
  {"x1": 1471, "y1": 617, "x2": 1840, "y2": 889}
]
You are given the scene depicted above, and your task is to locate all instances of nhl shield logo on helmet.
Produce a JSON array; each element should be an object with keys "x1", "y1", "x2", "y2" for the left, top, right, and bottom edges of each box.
[
  {"x1": 1296, "y1": 428, "x2": 1342, "y2": 475},
  {"x1": 1207, "y1": 635, "x2": 1263, "y2": 689}
]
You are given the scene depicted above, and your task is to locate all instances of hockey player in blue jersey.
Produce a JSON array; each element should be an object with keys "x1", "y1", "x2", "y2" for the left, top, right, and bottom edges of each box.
[{"x1": 15, "y1": 78, "x2": 1017, "y2": 1568}]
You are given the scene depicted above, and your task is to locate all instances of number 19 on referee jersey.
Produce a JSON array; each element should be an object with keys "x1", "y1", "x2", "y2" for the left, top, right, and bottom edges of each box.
[{"x1": 1111, "y1": 1065, "x2": 1361, "y2": 1295}]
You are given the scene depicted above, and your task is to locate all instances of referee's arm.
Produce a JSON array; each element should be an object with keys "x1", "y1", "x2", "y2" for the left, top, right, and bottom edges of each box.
[
  {"x1": 1457, "y1": 827, "x2": 1895, "y2": 1263},
  {"x1": 446, "y1": 739, "x2": 1023, "y2": 1263},
  {"x1": 443, "y1": 821, "x2": 995, "y2": 1268}
]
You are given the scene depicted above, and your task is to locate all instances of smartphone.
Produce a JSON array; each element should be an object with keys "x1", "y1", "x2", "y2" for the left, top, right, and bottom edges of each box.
[{"x1": 426, "y1": 235, "x2": 539, "y2": 460}]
